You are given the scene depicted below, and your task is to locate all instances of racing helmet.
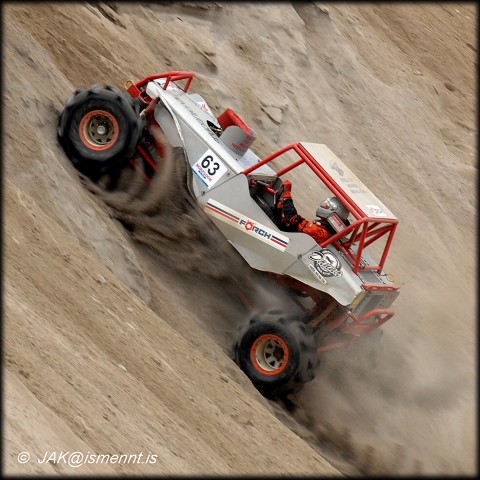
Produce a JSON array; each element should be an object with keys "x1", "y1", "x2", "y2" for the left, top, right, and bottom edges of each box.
[{"x1": 316, "y1": 196, "x2": 349, "y2": 221}]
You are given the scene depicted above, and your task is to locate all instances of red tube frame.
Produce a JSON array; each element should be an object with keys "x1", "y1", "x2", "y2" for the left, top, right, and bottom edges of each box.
[
  {"x1": 341, "y1": 309, "x2": 395, "y2": 335},
  {"x1": 134, "y1": 71, "x2": 196, "y2": 92},
  {"x1": 242, "y1": 142, "x2": 399, "y2": 274},
  {"x1": 315, "y1": 308, "x2": 394, "y2": 353}
]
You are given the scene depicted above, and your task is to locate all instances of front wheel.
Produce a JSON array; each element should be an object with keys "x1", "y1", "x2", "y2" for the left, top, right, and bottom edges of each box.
[
  {"x1": 57, "y1": 85, "x2": 144, "y2": 180},
  {"x1": 235, "y1": 310, "x2": 319, "y2": 398}
]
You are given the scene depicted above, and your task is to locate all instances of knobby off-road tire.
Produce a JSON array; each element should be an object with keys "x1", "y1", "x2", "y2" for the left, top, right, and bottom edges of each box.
[
  {"x1": 57, "y1": 85, "x2": 144, "y2": 180},
  {"x1": 235, "y1": 309, "x2": 319, "y2": 398}
]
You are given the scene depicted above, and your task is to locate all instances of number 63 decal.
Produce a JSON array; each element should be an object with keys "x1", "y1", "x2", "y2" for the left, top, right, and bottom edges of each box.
[
  {"x1": 201, "y1": 155, "x2": 220, "y2": 176},
  {"x1": 192, "y1": 149, "x2": 228, "y2": 188}
]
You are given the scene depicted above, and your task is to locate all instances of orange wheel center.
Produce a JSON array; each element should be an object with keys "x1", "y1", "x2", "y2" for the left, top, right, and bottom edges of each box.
[
  {"x1": 79, "y1": 109, "x2": 119, "y2": 151},
  {"x1": 250, "y1": 334, "x2": 289, "y2": 376}
]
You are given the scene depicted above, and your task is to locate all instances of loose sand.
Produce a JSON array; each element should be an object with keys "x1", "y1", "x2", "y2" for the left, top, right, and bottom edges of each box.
[{"x1": 3, "y1": 2, "x2": 476, "y2": 475}]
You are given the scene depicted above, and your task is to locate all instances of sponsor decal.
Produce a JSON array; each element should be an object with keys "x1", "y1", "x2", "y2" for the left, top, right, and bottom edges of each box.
[
  {"x1": 155, "y1": 79, "x2": 178, "y2": 91},
  {"x1": 192, "y1": 150, "x2": 228, "y2": 188},
  {"x1": 366, "y1": 204, "x2": 387, "y2": 217},
  {"x1": 330, "y1": 161, "x2": 345, "y2": 177},
  {"x1": 175, "y1": 96, "x2": 223, "y2": 145},
  {"x1": 309, "y1": 249, "x2": 343, "y2": 283},
  {"x1": 204, "y1": 199, "x2": 289, "y2": 251},
  {"x1": 308, "y1": 264, "x2": 327, "y2": 285},
  {"x1": 330, "y1": 160, "x2": 366, "y2": 194},
  {"x1": 196, "y1": 101, "x2": 214, "y2": 117}
]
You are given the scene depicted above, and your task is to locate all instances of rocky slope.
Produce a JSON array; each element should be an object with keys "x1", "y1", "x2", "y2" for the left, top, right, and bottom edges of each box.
[{"x1": 3, "y1": 2, "x2": 476, "y2": 475}]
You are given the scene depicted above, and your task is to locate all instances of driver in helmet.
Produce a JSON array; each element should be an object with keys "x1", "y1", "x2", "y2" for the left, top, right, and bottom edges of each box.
[{"x1": 275, "y1": 180, "x2": 349, "y2": 244}]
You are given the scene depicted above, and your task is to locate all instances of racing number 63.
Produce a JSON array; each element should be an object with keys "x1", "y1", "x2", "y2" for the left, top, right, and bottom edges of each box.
[
  {"x1": 192, "y1": 148, "x2": 228, "y2": 188},
  {"x1": 201, "y1": 155, "x2": 220, "y2": 176}
]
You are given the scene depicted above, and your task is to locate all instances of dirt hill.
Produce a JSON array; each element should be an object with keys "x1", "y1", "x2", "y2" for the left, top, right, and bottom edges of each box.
[{"x1": 3, "y1": 2, "x2": 476, "y2": 475}]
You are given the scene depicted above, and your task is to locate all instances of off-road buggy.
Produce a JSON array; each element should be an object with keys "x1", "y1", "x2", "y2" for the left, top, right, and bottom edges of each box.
[{"x1": 58, "y1": 71, "x2": 400, "y2": 397}]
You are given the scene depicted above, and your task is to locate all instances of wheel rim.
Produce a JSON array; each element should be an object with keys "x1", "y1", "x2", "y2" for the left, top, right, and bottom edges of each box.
[
  {"x1": 79, "y1": 109, "x2": 119, "y2": 151},
  {"x1": 250, "y1": 334, "x2": 289, "y2": 376}
]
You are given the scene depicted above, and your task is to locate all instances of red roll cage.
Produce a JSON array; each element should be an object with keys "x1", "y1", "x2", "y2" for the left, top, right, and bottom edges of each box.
[
  {"x1": 124, "y1": 71, "x2": 196, "y2": 100},
  {"x1": 242, "y1": 142, "x2": 398, "y2": 276}
]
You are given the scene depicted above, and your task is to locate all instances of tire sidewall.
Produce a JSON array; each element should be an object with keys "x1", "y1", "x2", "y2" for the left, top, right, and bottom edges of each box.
[
  {"x1": 237, "y1": 321, "x2": 301, "y2": 394},
  {"x1": 67, "y1": 98, "x2": 133, "y2": 163},
  {"x1": 58, "y1": 88, "x2": 143, "y2": 177}
]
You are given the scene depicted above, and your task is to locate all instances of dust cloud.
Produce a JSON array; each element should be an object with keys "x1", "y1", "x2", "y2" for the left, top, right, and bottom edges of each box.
[
  {"x1": 81, "y1": 127, "x2": 243, "y2": 279},
  {"x1": 285, "y1": 322, "x2": 475, "y2": 475}
]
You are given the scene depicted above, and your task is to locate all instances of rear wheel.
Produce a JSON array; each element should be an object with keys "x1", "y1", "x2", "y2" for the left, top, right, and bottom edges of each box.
[
  {"x1": 235, "y1": 310, "x2": 319, "y2": 398},
  {"x1": 57, "y1": 85, "x2": 144, "y2": 180}
]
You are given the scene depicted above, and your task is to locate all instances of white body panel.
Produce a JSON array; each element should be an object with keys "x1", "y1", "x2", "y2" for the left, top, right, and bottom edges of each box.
[
  {"x1": 145, "y1": 79, "x2": 397, "y2": 308},
  {"x1": 301, "y1": 142, "x2": 397, "y2": 220}
]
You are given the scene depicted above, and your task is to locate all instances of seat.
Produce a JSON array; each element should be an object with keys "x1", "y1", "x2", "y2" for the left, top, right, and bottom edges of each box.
[
  {"x1": 250, "y1": 177, "x2": 284, "y2": 223},
  {"x1": 217, "y1": 108, "x2": 257, "y2": 157},
  {"x1": 217, "y1": 108, "x2": 252, "y2": 135}
]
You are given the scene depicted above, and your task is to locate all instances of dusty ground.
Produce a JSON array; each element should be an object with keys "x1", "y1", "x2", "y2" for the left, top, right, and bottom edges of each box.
[{"x1": 3, "y1": 2, "x2": 477, "y2": 476}]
